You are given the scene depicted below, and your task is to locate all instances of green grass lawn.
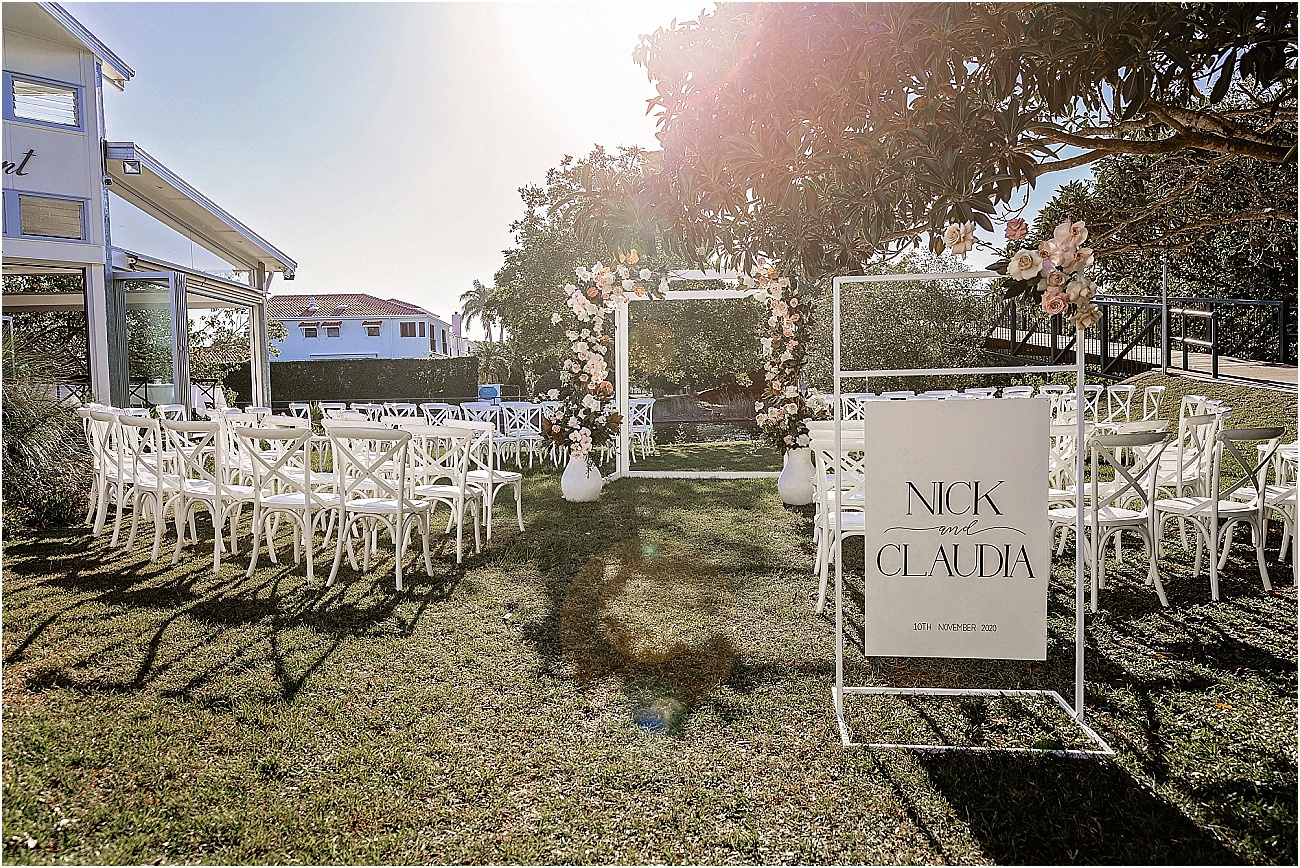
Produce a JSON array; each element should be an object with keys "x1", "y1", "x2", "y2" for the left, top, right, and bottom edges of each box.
[
  {"x1": 3, "y1": 397, "x2": 1297, "y2": 864},
  {"x1": 632, "y1": 439, "x2": 782, "y2": 473}
]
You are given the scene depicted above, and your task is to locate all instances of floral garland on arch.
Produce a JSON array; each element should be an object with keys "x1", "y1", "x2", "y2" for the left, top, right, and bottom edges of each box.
[
  {"x1": 545, "y1": 251, "x2": 667, "y2": 465},
  {"x1": 745, "y1": 264, "x2": 831, "y2": 453},
  {"x1": 939, "y1": 218, "x2": 1102, "y2": 330}
]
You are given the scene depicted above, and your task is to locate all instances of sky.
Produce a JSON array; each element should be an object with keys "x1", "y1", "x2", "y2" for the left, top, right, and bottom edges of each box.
[{"x1": 67, "y1": 1, "x2": 1090, "y2": 339}]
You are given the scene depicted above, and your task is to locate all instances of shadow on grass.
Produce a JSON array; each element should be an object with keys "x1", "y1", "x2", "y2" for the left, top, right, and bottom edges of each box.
[
  {"x1": 918, "y1": 752, "x2": 1243, "y2": 864},
  {"x1": 2, "y1": 518, "x2": 466, "y2": 704}
]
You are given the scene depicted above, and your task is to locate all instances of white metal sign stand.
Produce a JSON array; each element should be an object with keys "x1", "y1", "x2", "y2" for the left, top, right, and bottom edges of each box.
[
  {"x1": 831, "y1": 273, "x2": 1114, "y2": 757},
  {"x1": 613, "y1": 280, "x2": 780, "y2": 482}
]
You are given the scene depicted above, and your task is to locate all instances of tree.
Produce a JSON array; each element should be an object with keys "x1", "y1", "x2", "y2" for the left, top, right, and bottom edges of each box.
[
  {"x1": 1033, "y1": 150, "x2": 1295, "y2": 300},
  {"x1": 564, "y1": 3, "x2": 1295, "y2": 277},
  {"x1": 459, "y1": 280, "x2": 498, "y2": 342},
  {"x1": 803, "y1": 253, "x2": 1000, "y2": 394},
  {"x1": 627, "y1": 294, "x2": 766, "y2": 390}
]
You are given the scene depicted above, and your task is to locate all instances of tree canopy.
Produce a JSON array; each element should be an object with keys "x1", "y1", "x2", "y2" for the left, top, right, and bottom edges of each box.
[
  {"x1": 562, "y1": 2, "x2": 1295, "y2": 277},
  {"x1": 1034, "y1": 149, "x2": 1295, "y2": 301}
]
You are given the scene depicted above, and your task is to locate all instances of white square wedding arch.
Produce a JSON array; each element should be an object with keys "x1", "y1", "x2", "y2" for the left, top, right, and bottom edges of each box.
[{"x1": 611, "y1": 269, "x2": 780, "y2": 481}]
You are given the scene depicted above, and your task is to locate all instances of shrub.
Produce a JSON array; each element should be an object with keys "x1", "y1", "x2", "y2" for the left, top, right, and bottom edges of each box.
[
  {"x1": 1, "y1": 333, "x2": 92, "y2": 535},
  {"x1": 224, "y1": 357, "x2": 479, "y2": 406}
]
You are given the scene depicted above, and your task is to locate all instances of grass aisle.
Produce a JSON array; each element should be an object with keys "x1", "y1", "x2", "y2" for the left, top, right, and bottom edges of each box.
[{"x1": 2, "y1": 466, "x2": 1296, "y2": 864}]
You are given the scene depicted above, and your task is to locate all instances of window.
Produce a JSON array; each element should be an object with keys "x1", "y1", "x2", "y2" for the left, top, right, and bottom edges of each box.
[
  {"x1": 302, "y1": 326, "x2": 318, "y2": 339},
  {"x1": 9, "y1": 76, "x2": 79, "y2": 127},
  {"x1": 400, "y1": 321, "x2": 417, "y2": 338},
  {"x1": 441, "y1": 332, "x2": 449, "y2": 355},
  {"x1": 325, "y1": 326, "x2": 340, "y2": 338},
  {"x1": 17, "y1": 194, "x2": 83, "y2": 239},
  {"x1": 419, "y1": 321, "x2": 426, "y2": 338},
  {"x1": 365, "y1": 324, "x2": 381, "y2": 337}
]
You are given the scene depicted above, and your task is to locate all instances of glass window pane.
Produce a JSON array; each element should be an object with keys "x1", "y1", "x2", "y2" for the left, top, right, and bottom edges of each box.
[
  {"x1": 19, "y1": 195, "x2": 83, "y2": 239},
  {"x1": 120, "y1": 278, "x2": 176, "y2": 407},
  {"x1": 12, "y1": 78, "x2": 78, "y2": 126}
]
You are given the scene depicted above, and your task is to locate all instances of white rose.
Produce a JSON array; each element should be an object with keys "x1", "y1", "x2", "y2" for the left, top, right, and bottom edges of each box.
[
  {"x1": 760, "y1": 337, "x2": 773, "y2": 355},
  {"x1": 796, "y1": 434, "x2": 810, "y2": 447},
  {"x1": 551, "y1": 312, "x2": 562, "y2": 324},
  {"x1": 1069, "y1": 302, "x2": 1102, "y2": 330},
  {"x1": 639, "y1": 268, "x2": 651, "y2": 280},
  {"x1": 1074, "y1": 247, "x2": 1095, "y2": 270},
  {"x1": 941, "y1": 223, "x2": 964, "y2": 248},
  {"x1": 1068, "y1": 221, "x2": 1088, "y2": 247},
  {"x1": 1008, "y1": 248, "x2": 1043, "y2": 281},
  {"x1": 949, "y1": 221, "x2": 977, "y2": 257},
  {"x1": 1065, "y1": 275, "x2": 1096, "y2": 304},
  {"x1": 546, "y1": 389, "x2": 559, "y2": 400}
]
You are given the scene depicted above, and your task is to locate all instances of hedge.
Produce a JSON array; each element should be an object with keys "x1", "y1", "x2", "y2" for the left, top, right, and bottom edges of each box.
[{"x1": 224, "y1": 357, "x2": 479, "y2": 407}]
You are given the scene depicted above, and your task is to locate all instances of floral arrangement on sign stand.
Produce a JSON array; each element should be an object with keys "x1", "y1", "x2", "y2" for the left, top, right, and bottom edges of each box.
[
  {"x1": 546, "y1": 251, "x2": 666, "y2": 486},
  {"x1": 937, "y1": 217, "x2": 1101, "y2": 331},
  {"x1": 747, "y1": 264, "x2": 832, "y2": 454}
]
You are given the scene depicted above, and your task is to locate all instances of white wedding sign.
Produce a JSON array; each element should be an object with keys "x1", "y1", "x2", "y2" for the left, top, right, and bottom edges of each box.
[{"x1": 860, "y1": 398, "x2": 1050, "y2": 660}]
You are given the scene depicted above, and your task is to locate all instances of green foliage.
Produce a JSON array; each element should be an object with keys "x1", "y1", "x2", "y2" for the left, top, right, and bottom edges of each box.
[
  {"x1": 1035, "y1": 151, "x2": 1296, "y2": 301},
  {"x1": 804, "y1": 254, "x2": 1000, "y2": 394},
  {"x1": 605, "y1": 3, "x2": 1296, "y2": 276},
  {"x1": 459, "y1": 280, "x2": 498, "y2": 342},
  {"x1": 492, "y1": 148, "x2": 667, "y2": 385},
  {"x1": 189, "y1": 309, "x2": 289, "y2": 383},
  {"x1": 627, "y1": 292, "x2": 765, "y2": 390},
  {"x1": 224, "y1": 357, "x2": 479, "y2": 405},
  {"x1": 1, "y1": 329, "x2": 91, "y2": 534}
]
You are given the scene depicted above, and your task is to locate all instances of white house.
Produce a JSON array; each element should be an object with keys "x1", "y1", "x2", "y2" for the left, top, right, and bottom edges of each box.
[
  {"x1": 268, "y1": 293, "x2": 470, "y2": 361},
  {"x1": 1, "y1": 2, "x2": 295, "y2": 410}
]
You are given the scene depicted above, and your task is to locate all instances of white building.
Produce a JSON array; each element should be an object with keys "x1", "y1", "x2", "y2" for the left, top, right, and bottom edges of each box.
[
  {"x1": 268, "y1": 293, "x2": 469, "y2": 361},
  {"x1": 1, "y1": 2, "x2": 295, "y2": 410}
]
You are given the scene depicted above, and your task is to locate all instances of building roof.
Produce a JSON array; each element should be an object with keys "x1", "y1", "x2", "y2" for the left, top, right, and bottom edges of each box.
[
  {"x1": 5, "y1": 4, "x2": 135, "y2": 90},
  {"x1": 106, "y1": 142, "x2": 297, "y2": 278},
  {"x1": 267, "y1": 293, "x2": 437, "y2": 319}
]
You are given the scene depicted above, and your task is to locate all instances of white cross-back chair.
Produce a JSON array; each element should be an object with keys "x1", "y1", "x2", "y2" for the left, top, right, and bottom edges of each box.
[
  {"x1": 86, "y1": 409, "x2": 128, "y2": 540},
  {"x1": 501, "y1": 402, "x2": 546, "y2": 467},
  {"x1": 449, "y1": 419, "x2": 524, "y2": 540},
  {"x1": 116, "y1": 414, "x2": 179, "y2": 561},
  {"x1": 162, "y1": 418, "x2": 256, "y2": 571},
  {"x1": 1052, "y1": 431, "x2": 1172, "y2": 610},
  {"x1": 383, "y1": 402, "x2": 419, "y2": 417},
  {"x1": 1179, "y1": 395, "x2": 1208, "y2": 418},
  {"x1": 838, "y1": 394, "x2": 871, "y2": 421},
  {"x1": 627, "y1": 397, "x2": 656, "y2": 460},
  {"x1": 350, "y1": 403, "x2": 384, "y2": 421},
  {"x1": 809, "y1": 424, "x2": 869, "y2": 615},
  {"x1": 287, "y1": 402, "x2": 313, "y2": 419},
  {"x1": 420, "y1": 402, "x2": 460, "y2": 425},
  {"x1": 1141, "y1": 385, "x2": 1166, "y2": 420},
  {"x1": 237, "y1": 426, "x2": 340, "y2": 585},
  {"x1": 327, "y1": 427, "x2": 434, "y2": 590},
  {"x1": 155, "y1": 403, "x2": 187, "y2": 421},
  {"x1": 405, "y1": 424, "x2": 483, "y2": 563},
  {"x1": 1154, "y1": 426, "x2": 1286, "y2": 600},
  {"x1": 1104, "y1": 385, "x2": 1137, "y2": 423}
]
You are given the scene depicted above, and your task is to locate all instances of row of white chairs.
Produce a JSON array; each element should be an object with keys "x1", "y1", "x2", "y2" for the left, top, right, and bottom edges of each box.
[
  {"x1": 282, "y1": 397, "x2": 659, "y2": 466},
  {"x1": 75, "y1": 405, "x2": 527, "y2": 589},
  {"x1": 838, "y1": 384, "x2": 1169, "y2": 426},
  {"x1": 805, "y1": 416, "x2": 1296, "y2": 614}
]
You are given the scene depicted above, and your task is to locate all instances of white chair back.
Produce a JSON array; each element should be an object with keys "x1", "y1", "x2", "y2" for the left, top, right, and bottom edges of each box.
[{"x1": 420, "y1": 402, "x2": 460, "y2": 425}]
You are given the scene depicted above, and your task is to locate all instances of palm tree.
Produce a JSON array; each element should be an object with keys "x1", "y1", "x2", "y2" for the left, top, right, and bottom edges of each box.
[{"x1": 459, "y1": 280, "x2": 498, "y2": 343}]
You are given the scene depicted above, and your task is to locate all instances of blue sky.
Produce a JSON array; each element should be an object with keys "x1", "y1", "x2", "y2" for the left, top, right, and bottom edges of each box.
[{"x1": 68, "y1": 2, "x2": 1091, "y2": 338}]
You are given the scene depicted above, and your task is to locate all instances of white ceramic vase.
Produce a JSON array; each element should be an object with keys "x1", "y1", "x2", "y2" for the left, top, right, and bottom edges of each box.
[
  {"x1": 777, "y1": 446, "x2": 815, "y2": 506},
  {"x1": 561, "y1": 454, "x2": 604, "y2": 502}
]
